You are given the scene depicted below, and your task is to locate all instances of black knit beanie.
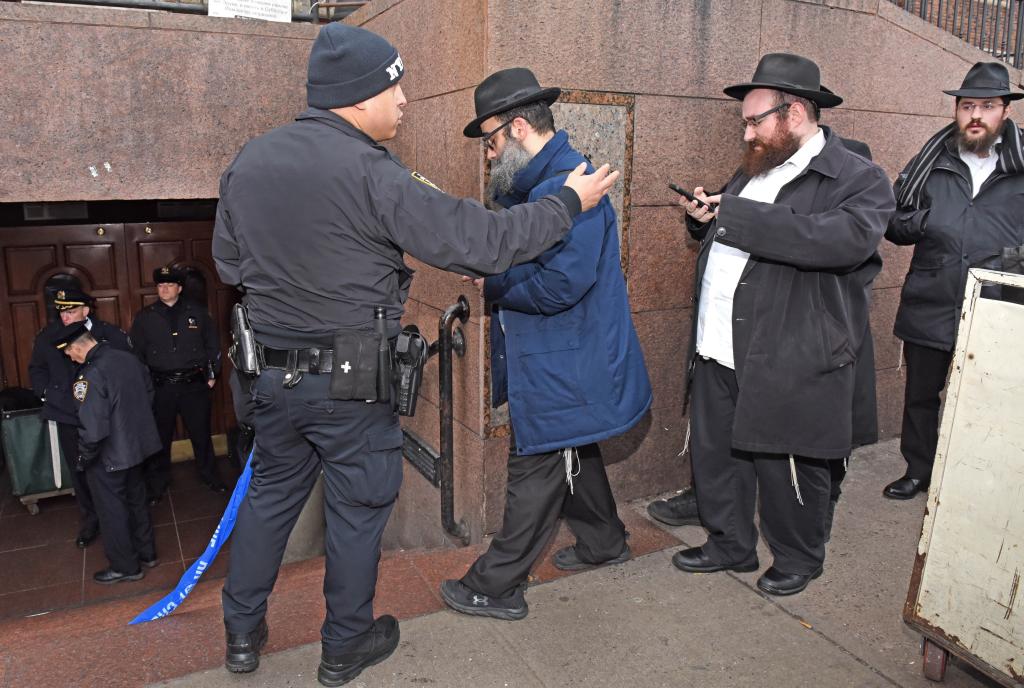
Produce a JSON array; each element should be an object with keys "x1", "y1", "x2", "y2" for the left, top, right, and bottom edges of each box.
[{"x1": 307, "y1": 23, "x2": 404, "y2": 109}]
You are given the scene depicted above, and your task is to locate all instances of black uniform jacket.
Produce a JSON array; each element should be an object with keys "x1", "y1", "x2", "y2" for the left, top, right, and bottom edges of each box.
[
  {"x1": 886, "y1": 137, "x2": 1024, "y2": 351},
  {"x1": 75, "y1": 342, "x2": 162, "y2": 472},
  {"x1": 28, "y1": 318, "x2": 132, "y2": 425},
  {"x1": 212, "y1": 108, "x2": 579, "y2": 348},
  {"x1": 686, "y1": 127, "x2": 895, "y2": 459},
  {"x1": 131, "y1": 299, "x2": 221, "y2": 376}
]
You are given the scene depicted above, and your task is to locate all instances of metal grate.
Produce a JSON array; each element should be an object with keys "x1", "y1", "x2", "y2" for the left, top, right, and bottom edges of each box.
[{"x1": 889, "y1": 0, "x2": 1024, "y2": 68}]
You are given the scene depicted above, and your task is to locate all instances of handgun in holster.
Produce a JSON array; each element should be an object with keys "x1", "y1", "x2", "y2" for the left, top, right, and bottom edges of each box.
[
  {"x1": 229, "y1": 303, "x2": 261, "y2": 376},
  {"x1": 393, "y1": 325, "x2": 428, "y2": 417}
]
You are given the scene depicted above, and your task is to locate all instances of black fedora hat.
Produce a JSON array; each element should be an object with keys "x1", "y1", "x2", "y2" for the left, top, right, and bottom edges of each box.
[
  {"x1": 463, "y1": 68, "x2": 561, "y2": 138},
  {"x1": 724, "y1": 52, "x2": 843, "y2": 108},
  {"x1": 944, "y1": 61, "x2": 1024, "y2": 101}
]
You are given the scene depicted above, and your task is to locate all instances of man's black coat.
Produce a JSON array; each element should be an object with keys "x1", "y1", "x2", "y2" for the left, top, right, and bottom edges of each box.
[{"x1": 685, "y1": 127, "x2": 895, "y2": 458}]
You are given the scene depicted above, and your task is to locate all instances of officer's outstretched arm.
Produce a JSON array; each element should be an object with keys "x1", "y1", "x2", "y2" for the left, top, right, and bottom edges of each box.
[{"x1": 377, "y1": 162, "x2": 615, "y2": 278}]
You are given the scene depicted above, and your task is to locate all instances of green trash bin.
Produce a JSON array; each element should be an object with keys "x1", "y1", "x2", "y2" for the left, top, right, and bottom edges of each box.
[{"x1": 1, "y1": 408, "x2": 75, "y2": 513}]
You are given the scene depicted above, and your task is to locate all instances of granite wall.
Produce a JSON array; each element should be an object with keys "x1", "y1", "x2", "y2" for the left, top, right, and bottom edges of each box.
[{"x1": 3, "y1": 0, "x2": 1021, "y2": 550}]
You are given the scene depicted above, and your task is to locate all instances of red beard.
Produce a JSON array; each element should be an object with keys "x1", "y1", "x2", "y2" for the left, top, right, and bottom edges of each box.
[{"x1": 741, "y1": 123, "x2": 801, "y2": 177}]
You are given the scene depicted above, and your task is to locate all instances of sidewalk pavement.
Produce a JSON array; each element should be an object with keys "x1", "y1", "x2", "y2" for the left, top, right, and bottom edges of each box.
[{"x1": 157, "y1": 439, "x2": 998, "y2": 688}]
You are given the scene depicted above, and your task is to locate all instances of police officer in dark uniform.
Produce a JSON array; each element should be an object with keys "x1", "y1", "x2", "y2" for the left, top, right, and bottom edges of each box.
[
  {"x1": 212, "y1": 22, "x2": 619, "y2": 686},
  {"x1": 54, "y1": 321, "x2": 161, "y2": 583},
  {"x1": 28, "y1": 287, "x2": 132, "y2": 548},
  {"x1": 131, "y1": 265, "x2": 225, "y2": 501}
]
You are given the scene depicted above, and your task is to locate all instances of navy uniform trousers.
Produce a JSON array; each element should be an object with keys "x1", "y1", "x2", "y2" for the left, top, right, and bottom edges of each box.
[
  {"x1": 86, "y1": 463, "x2": 155, "y2": 573},
  {"x1": 147, "y1": 379, "x2": 219, "y2": 495},
  {"x1": 690, "y1": 358, "x2": 831, "y2": 576},
  {"x1": 56, "y1": 422, "x2": 99, "y2": 535},
  {"x1": 222, "y1": 368, "x2": 403, "y2": 654},
  {"x1": 461, "y1": 441, "x2": 626, "y2": 599}
]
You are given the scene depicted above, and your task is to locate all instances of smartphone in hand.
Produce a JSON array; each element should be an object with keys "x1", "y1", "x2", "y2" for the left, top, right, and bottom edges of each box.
[{"x1": 668, "y1": 183, "x2": 714, "y2": 213}]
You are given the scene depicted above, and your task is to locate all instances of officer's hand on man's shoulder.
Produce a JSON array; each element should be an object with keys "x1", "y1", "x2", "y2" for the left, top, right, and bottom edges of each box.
[{"x1": 563, "y1": 163, "x2": 620, "y2": 213}]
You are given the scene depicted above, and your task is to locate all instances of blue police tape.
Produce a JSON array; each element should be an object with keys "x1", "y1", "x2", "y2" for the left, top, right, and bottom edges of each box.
[{"x1": 128, "y1": 451, "x2": 253, "y2": 625}]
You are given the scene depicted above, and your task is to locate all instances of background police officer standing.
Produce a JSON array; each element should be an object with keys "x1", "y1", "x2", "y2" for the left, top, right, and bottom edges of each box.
[
  {"x1": 55, "y1": 322, "x2": 161, "y2": 584},
  {"x1": 131, "y1": 265, "x2": 225, "y2": 502},
  {"x1": 212, "y1": 22, "x2": 619, "y2": 687},
  {"x1": 28, "y1": 287, "x2": 131, "y2": 548}
]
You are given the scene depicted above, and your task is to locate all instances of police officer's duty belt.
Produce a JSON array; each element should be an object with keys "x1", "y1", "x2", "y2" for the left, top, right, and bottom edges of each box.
[{"x1": 259, "y1": 345, "x2": 335, "y2": 374}]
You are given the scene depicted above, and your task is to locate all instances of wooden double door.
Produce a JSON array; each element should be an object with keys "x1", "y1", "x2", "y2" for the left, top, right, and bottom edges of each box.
[{"x1": 0, "y1": 221, "x2": 239, "y2": 436}]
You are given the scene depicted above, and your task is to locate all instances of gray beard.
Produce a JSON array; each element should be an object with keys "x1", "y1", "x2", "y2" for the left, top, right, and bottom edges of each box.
[{"x1": 486, "y1": 137, "x2": 533, "y2": 202}]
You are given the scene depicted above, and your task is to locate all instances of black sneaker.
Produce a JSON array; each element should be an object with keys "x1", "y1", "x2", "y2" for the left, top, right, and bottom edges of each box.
[
  {"x1": 647, "y1": 489, "x2": 701, "y2": 526},
  {"x1": 225, "y1": 618, "x2": 268, "y2": 673},
  {"x1": 93, "y1": 567, "x2": 144, "y2": 584},
  {"x1": 318, "y1": 615, "x2": 400, "y2": 687},
  {"x1": 439, "y1": 580, "x2": 528, "y2": 621},
  {"x1": 552, "y1": 544, "x2": 631, "y2": 571}
]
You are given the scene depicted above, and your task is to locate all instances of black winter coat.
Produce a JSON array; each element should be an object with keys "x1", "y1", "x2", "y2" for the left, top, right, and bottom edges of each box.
[
  {"x1": 28, "y1": 318, "x2": 132, "y2": 425},
  {"x1": 75, "y1": 342, "x2": 161, "y2": 472},
  {"x1": 886, "y1": 138, "x2": 1024, "y2": 351},
  {"x1": 686, "y1": 128, "x2": 895, "y2": 458}
]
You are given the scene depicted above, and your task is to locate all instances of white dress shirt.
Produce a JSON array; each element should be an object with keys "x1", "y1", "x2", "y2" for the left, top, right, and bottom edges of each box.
[
  {"x1": 959, "y1": 136, "x2": 1000, "y2": 198},
  {"x1": 696, "y1": 128, "x2": 826, "y2": 369}
]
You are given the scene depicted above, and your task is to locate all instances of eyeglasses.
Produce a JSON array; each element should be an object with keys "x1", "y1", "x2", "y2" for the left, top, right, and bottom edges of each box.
[
  {"x1": 481, "y1": 119, "x2": 514, "y2": 151},
  {"x1": 958, "y1": 101, "x2": 1004, "y2": 114},
  {"x1": 741, "y1": 102, "x2": 791, "y2": 130}
]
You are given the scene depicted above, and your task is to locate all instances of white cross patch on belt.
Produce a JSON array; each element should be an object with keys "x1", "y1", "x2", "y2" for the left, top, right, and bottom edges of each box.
[{"x1": 340, "y1": 361, "x2": 352, "y2": 374}]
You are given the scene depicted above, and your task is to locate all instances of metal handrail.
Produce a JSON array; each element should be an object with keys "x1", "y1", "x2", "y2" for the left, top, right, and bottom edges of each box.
[
  {"x1": 890, "y1": 0, "x2": 1024, "y2": 68},
  {"x1": 24, "y1": 0, "x2": 366, "y2": 22}
]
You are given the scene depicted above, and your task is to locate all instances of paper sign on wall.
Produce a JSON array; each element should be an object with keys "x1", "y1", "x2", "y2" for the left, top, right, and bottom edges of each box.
[{"x1": 208, "y1": 0, "x2": 291, "y2": 23}]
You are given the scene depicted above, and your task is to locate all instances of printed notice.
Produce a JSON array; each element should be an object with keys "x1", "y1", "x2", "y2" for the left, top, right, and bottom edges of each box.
[{"x1": 208, "y1": 0, "x2": 291, "y2": 23}]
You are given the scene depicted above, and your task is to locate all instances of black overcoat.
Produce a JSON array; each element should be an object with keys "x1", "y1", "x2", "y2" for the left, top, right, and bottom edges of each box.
[
  {"x1": 886, "y1": 138, "x2": 1024, "y2": 351},
  {"x1": 685, "y1": 128, "x2": 895, "y2": 459}
]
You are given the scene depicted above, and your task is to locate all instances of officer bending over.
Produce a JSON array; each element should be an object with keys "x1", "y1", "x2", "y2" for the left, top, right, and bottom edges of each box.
[
  {"x1": 213, "y1": 22, "x2": 618, "y2": 687},
  {"x1": 56, "y1": 322, "x2": 161, "y2": 584}
]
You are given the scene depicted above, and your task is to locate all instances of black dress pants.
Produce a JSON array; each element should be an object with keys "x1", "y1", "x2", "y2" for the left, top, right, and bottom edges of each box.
[
  {"x1": 56, "y1": 421, "x2": 98, "y2": 535},
  {"x1": 690, "y1": 358, "x2": 831, "y2": 575},
  {"x1": 86, "y1": 463, "x2": 155, "y2": 574},
  {"x1": 461, "y1": 441, "x2": 626, "y2": 599},
  {"x1": 222, "y1": 369, "x2": 403, "y2": 655},
  {"x1": 146, "y1": 379, "x2": 219, "y2": 494},
  {"x1": 899, "y1": 341, "x2": 954, "y2": 481}
]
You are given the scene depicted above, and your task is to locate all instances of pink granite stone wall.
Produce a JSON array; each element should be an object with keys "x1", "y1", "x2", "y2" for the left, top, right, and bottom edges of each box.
[
  {"x1": 4, "y1": 0, "x2": 1022, "y2": 549},
  {"x1": 0, "y1": 3, "x2": 316, "y2": 202}
]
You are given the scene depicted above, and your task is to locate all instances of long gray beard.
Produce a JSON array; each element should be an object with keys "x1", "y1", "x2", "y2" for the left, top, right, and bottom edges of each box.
[{"x1": 486, "y1": 137, "x2": 533, "y2": 203}]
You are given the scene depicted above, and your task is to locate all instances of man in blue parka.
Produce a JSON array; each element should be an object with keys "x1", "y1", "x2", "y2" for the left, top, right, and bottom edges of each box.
[{"x1": 440, "y1": 69, "x2": 652, "y2": 621}]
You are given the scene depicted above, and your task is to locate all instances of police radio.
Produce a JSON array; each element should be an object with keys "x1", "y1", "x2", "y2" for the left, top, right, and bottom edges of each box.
[{"x1": 393, "y1": 325, "x2": 428, "y2": 417}]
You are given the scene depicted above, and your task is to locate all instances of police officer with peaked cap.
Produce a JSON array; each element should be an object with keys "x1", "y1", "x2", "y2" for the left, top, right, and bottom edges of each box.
[
  {"x1": 131, "y1": 265, "x2": 225, "y2": 502},
  {"x1": 28, "y1": 287, "x2": 132, "y2": 548},
  {"x1": 212, "y1": 21, "x2": 619, "y2": 687},
  {"x1": 54, "y1": 321, "x2": 161, "y2": 584}
]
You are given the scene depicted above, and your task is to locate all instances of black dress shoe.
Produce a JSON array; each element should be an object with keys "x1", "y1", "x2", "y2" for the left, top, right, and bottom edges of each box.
[
  {"x1": 756, "y1": 566, "x2": 823, "y2": 596},
  {"x1": 883, "y1": 475, "x2": 929, "y2": 500},
  {"x1": 552, "y1": 544, "x2": 631, "y2": 571},
  {"x1": 671, "y1": 546, "x2": 759, "y2": 573},
  {"x1": 318, "y1": 615, "x2": 400, "y2": 687},
  {"x1": 647, "y1": 489, "x2": 701, "y2": 526},
  {"x1": 75, "y1": 529, "x2": 98, "y2": 549},
  {"x1": 225, "y1": 618, "x2": 268, "y2": 673},
  {"x1": 93, "y1": 567, "x2": 144, "y2": 584},
  {"x1": 204, "y1": 479, "x2": 228, "y2": 494}
]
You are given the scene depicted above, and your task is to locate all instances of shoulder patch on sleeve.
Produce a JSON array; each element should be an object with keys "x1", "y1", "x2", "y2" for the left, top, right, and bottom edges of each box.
[
  {"x1": 411, "y1": 171, "x2": 442, "y2": 191},
  {"x1": 73, "y1": 380, "x2": 89, "y2": 403}
]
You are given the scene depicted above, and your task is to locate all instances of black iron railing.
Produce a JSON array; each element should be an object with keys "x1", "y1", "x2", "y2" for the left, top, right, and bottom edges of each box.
[
  {"x1": 891, "y1": 0, "x2": 1024, "y2": 68},
  {"x1": 20, "y1": 0, "x2": 366, "y2": 22}
]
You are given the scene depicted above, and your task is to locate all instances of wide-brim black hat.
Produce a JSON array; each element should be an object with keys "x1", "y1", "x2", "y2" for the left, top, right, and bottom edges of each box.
[
  {"x1": 943, "y1": 61, "x2": 1024, "y2": 101},
  {"x1": 724, "y1": 52, "x2": 843, "y2": 108},
  {"x1": 464, "y1": 68, "x2": 561, "y2": 138}
]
